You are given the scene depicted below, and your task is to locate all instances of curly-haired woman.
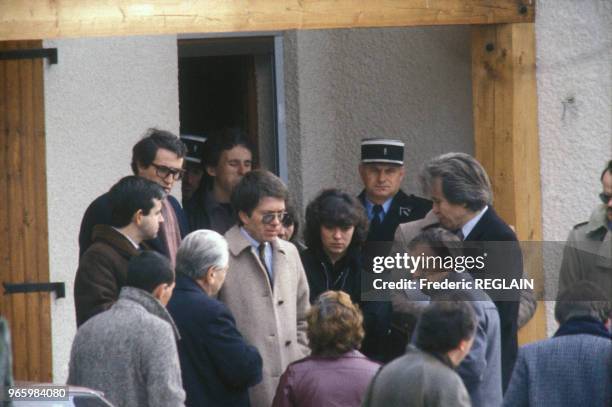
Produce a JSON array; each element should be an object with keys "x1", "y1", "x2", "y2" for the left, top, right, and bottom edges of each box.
[{"x1": 272, "y1": 291, "x2": 380, "y2": 407}]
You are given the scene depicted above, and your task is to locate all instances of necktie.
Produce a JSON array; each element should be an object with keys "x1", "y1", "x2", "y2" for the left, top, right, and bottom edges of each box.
[
  {"x1": 258, "y1": 243, "x2": 268, "y2": 273},
  {"x1": 370, "y1": 205, "x2": 383, "y2": 230}
]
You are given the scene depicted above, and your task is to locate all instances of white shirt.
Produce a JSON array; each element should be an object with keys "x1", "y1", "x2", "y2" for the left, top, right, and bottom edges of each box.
[
  {"x1": 240, "y1": 227, "x2": 273, "y2": 280},
  {"x1": 461, "y1": 205, "x2": 489, "y2": 240},
  {"x1": 112, "y1": 227, "x2": 140, "y2": 249}
]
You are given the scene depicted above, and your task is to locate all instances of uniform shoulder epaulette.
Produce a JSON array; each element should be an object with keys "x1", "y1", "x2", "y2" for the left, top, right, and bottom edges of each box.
[{"x1": 572, "y1": 221, "x2": 588, "y2": 229}]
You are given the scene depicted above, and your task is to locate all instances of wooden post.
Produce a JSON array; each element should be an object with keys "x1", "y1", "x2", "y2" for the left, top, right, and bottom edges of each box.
[{"x1": 472, "y1": 23, "x2": 547, "y2": 344}]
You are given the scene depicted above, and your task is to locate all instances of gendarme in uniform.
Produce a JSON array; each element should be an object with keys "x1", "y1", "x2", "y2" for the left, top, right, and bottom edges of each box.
[{"x1": 357, "y1": 138, "x2": 431, "y2": 243}]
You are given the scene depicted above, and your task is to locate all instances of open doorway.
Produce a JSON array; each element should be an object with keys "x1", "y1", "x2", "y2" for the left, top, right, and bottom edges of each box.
[{"x1": 177, "y1": 36, "x2": 279, "y2": 173}]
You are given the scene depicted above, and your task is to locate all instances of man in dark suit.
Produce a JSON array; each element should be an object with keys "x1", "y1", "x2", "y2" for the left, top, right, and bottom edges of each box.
[
  {"x1": 78, "y1": 128, "x2": 189, "y2": 265},
  {"x1": 395, "y1": 152, "x2": 522, "y2": 390},
  {"x1": 167, "y1": 229, "x2": 262, "y2": 407},
  {"x1": 357, "y1": 138, "x2": 431, "y2": 243}
]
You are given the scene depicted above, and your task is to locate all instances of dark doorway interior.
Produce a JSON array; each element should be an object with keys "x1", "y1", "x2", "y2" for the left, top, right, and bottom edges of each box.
[
  {"x1": 179, "y1": 55, "x2": 257, "y2": 147},
  {"x1": 178, "y1": 37, "x2": 276, "y2": 170}
]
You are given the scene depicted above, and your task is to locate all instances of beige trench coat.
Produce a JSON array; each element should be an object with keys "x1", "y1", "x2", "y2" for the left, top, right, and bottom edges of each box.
[
  {"x1": 559, "y1": 205, "x2": 612, "y2": 299},
  {"x1": 219, "y1": 226, "x2": 310, "y2": 407}
]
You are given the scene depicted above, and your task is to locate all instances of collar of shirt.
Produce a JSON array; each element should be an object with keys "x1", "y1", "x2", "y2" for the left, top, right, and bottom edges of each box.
[
  {"x1": 364, "y1": 196, "x2": 394, "y2": 221},
  {"x1": 111, "y1": 227, "x2": 140, "y2": 249},
  {"x1": 239, "y1": 227, "x2": 273, "y2": 272},
  {"x1": 461, "y1": 205, "x2": 488, "y2": 239}
]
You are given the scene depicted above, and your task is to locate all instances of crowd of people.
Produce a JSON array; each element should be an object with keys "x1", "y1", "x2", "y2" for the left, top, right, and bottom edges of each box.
[{"x1": 67, "y1": 128, "x2": 611, "y2": 407}]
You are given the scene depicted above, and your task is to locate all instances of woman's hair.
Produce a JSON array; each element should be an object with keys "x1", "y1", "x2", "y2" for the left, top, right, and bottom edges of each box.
[
  {"x1": 283, "y1": 202, "x2": 300, "y2": 243},
  {"x1": 307, "y1": 291, "x2": 365, "y2": 357},
  {"x1": 304, "y1": 189, "x2": 368, "y2": 251}
]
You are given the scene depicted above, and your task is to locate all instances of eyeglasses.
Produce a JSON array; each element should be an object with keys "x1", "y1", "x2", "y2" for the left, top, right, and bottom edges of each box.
[
  {"x1": 151, "y1": 163, "x2": 185, "y2": 181},
  {"x1": 261, "y1": 211, "x2": 288, "y2": 225},
  {"x1": 600, "y1": 193, "x2": 612, "y2": 204}
]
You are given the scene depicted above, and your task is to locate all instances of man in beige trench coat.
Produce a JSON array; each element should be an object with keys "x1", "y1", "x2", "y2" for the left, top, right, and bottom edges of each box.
[{"x1": 218, "y1": 170, "x2": 310, "y2": 407}]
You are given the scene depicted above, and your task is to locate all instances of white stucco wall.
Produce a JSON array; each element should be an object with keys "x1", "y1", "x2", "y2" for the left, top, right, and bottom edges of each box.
[
  {"x1": 43, "y1": 35, "x2": 179, "y2": 382},
  {"x1": 283, "y1": 26, "x2": 474, "y2": 214},
  {"x1": 536, "y1": 0, "x2": 612, "y2": 335}
]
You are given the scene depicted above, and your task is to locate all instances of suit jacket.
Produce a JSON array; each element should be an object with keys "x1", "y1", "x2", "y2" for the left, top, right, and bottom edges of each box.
[
  {"x1": 358, "y1": 189, "x2": 431, "y2": 243},
  {"x1": 78, "y1": 191, "x2": 188, "y2": 258},
  {"x1": 394, "y1": 207, "x2": 522, "y2": 391},
  {"x1": 218, "y1": 226, "x2": 310, "y2": 407},
  {"x1": 167, "y1": 274, "x2": 262, "y2": 407},
  {"x1": 503, "y1": 327, "x2": 612, "y2": 407}
]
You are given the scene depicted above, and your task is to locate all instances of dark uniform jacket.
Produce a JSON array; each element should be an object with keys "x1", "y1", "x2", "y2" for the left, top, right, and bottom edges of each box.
[
  {"x1": 167, "y1": 274, "x2": 262, "y2": 407},
  {"x1": 78, "y1": 191, "x2": 188, "y2": 258},
  {"x1": 74, "y1": 225, "x2": 143, "y2": 326},
  {"x1": 357, "y1": 189, "x2": 431, "y2": 361},
  {"x1": 358, "y1": 189, "x2": 431, "y2": 243}
]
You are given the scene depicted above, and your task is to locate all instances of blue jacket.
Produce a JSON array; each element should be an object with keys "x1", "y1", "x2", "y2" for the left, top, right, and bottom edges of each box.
[
  {"x1": 503, "y1": 318, "x2": 612, "y2": 407},
  {"x1": 78, "y1": 191, "x2": 188, "y2": 258},
  {"x1": 167, "y1": 274, "x2": 263, "y2": 407},
  {"x1": 424, "y1": 273, "x2": 503, "y2": 407}
]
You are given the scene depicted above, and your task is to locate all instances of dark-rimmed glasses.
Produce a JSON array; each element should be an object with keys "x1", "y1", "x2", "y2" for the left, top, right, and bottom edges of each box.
[
  {"x1": 151, "y1": 163, "x2": 185, "y2": 181},
  {"x1": 600, "y1": 192, "x2": 612, "y2": 204}
]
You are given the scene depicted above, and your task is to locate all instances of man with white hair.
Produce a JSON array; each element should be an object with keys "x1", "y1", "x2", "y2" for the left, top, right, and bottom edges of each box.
[{"x1": 167, "y1": 230, "x2": 262, "y2": 407}]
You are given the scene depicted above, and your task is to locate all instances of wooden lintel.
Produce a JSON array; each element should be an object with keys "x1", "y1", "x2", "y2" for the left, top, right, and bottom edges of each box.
[
  {"x1": 472, "y1": 23, "x2": 546, "y2": 344},
  {"x1": 1, "y1": 1, "x2": 534, "y2": 41}
]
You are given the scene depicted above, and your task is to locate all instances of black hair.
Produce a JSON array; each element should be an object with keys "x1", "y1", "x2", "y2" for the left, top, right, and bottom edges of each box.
[
  {"x1": 304, "y1": 189, "x2": 368, "y2": 251},
  {"x1": 202, "y1": 128, "x2": 254, "y2": 169},
  {"x1": 231, "y1": 170, "x2": 288, "y2": 220},
  {"x1": 108, "y1": 176, "x2": 165, "y2": 228},
  {"x1": 283, "y1": 202, "x2": 301, "y2": 244},
  {"x1": 131, "y1": 128, "x2": 187, "y2": 174},
  {"x1": 555, "y1": 281, "x2": 611, "y2": 324},
  {"x1": 200, "y1": 128, "x2": 254, "y2": 188},
  {"x1": 415, "y1": 300, "x2": 476, "y2": 354},
  {"x1": 126, "y1": 251, "x2": 175, "y2": 293}
]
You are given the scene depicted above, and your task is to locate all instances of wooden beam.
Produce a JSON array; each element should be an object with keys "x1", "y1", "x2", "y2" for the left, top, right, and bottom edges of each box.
[
  {"x1": 472, "y1": 23, "x2": 546, "y2": 344},
  {"x1": 1, "y1": 1, "x2": 534, "y2": 41}
]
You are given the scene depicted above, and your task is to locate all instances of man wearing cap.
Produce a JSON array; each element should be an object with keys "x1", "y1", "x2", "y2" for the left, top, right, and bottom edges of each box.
[
  {"x1": 357, "y1": 138, "x2": 431, "y2": 362},
  {"x1": 180, "y1": 134, "x2": 207, "y2": 204},
  {"x1": 358, "y1": 138, "x2": 432, "y2": 243}
]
